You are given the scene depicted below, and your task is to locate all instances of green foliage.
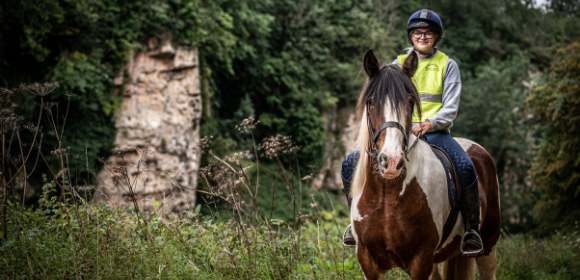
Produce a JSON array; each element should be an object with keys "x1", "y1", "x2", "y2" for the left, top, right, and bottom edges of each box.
[
  {"x1": 497, "y1": 229, "x2": 580, "y2": 280},
  {"x1": 203, "y1": 0, "x2": 403, "y2": 167},
  {"x1": 454, "y1": 52, "x2": 539, "y2": 232},
  {"x1": 3, "y1": 191, "x2": 580, "y2": 279},
  {"x1": 196, "y1": 121, "x2": 347, "y2": 224},
  {"x1": 528, "y1": 40, "x2": 580, "y2": 232}
]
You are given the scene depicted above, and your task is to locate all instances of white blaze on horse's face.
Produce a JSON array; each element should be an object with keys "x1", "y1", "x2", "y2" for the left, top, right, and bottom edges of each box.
[{"x1": 377, "y1": 101, "x2": 407, "y2": 179}]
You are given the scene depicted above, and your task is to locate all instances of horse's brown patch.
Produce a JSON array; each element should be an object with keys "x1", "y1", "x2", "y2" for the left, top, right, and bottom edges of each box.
[{"x1": 354, "y1": 172, "x2": 440, "y2": 277}]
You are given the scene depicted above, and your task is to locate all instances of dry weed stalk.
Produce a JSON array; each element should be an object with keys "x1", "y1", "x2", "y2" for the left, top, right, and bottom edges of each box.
[
  {"x1": 1, "y1": 83, "x2": 57, "y2": 241},
  {"x1": 194, "y1": 118, "x2": 303, "y2": 273}
]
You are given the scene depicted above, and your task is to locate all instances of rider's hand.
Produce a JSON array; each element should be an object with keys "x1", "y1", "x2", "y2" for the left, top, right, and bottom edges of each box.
[{"x1": 412, "y1": 120, "x2": 432, "y2": 136}]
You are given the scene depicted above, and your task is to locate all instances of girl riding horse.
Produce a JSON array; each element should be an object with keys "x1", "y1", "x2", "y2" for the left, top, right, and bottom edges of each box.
[
  {"x1": 343, "y1": 9, "x2": 484, "y2": 256},
  {"x1": 341, "y1": 9, "x2": 501, "y2": 280}
]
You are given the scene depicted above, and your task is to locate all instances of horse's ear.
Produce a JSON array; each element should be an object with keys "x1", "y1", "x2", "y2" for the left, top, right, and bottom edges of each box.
[
  {"x1": 364, "y1": 49, "x2": 380, "y2": 78},
  {"x1": 402, "y1": 51, "x2": 418, "y2": 78}
]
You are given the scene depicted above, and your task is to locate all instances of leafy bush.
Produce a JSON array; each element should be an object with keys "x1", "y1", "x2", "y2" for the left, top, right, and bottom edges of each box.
[{"x1": 528, "y1": 40, "x2": 580, "y2": 232}]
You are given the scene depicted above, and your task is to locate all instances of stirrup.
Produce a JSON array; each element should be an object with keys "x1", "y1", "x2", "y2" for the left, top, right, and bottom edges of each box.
[
  {"x1": 460, "y1": 229, "x2": 484, "y2": 257},
  {"x1": 342, "y1": 224, "x2": 356, "y2": 248}
]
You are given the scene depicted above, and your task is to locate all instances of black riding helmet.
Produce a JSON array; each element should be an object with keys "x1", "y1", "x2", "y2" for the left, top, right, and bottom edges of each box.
[{"x1": 406, "y1": 9, "x2": 444, "y2": 45}]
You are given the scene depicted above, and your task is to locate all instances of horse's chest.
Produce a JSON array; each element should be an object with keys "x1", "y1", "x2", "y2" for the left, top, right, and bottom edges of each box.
[{"x1": 354, "y1": 179, "x2": 440, "y2": 250}]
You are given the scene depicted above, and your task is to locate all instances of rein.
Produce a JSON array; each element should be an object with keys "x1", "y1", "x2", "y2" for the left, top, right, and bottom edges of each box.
[{"x1": 365, "y1": 100, "x2": 420, "y2": 162}]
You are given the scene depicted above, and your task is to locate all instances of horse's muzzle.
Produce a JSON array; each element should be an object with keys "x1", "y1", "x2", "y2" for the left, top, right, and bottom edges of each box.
[{"x1": 378, "y1": 153, "x2": 405, "y2": 179}]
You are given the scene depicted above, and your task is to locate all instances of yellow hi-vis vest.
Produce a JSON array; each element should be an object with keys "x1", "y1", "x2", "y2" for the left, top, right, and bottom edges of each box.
[{"x1": 397, "y1": 51, "x2": 449, "y2": 123}]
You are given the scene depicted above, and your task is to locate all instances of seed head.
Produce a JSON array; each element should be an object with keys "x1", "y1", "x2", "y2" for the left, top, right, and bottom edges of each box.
[
  {"x1": 22, "y1": 82, "x2": 59, "y2": 96},
  {"x1": 260, "y1": 135, "x2": 300, "y2": 158},
  {"x1": 235, "y1": 117, "x2": 260, "y2": 134}
]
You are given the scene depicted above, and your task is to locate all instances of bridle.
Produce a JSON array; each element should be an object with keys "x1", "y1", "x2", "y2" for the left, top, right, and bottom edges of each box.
[{"x1": 365, "y1": 100, "x2": 419, "y2": 162}]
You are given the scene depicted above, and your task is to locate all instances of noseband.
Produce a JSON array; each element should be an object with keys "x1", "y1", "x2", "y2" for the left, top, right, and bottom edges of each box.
[{"x1": 365, "y1": 100, "x2": 419, "y2": 162}]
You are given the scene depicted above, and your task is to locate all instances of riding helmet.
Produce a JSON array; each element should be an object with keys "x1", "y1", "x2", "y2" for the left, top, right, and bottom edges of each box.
[{"x1": 406, "y1": 9, "x2": 443, "y2": 44}]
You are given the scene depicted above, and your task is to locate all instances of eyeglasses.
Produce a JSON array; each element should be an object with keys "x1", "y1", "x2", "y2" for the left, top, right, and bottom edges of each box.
[{"x1": 410, "y1": 30, "x2": 435, "y2": 39}]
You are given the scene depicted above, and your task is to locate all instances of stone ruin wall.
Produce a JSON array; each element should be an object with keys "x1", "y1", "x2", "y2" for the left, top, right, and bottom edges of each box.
[
  {"x1": 92, "y1": 37, "x2": 201, "y2": 215},
  {"x1": 90, "y1": 35, "x2": 359, "y2": 209}
]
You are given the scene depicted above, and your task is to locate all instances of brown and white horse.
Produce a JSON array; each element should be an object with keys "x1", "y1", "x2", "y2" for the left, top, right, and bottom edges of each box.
[{"x1": 350, "y1": 50, "x2": 501, "y2": 280}]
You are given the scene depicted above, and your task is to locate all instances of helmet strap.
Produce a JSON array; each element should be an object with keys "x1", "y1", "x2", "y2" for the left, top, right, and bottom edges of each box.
[{"x1": 413, "y1": 46, "x2": 436, "y2": 56}]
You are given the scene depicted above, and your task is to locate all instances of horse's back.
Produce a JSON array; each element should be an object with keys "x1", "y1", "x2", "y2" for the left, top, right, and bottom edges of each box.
[{"x1": 455, "y1": 137, "x2": 501, "y2": 254}]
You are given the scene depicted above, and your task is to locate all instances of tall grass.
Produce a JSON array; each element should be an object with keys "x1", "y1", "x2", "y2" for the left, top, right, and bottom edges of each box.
[
  {"x1": 496, "y1": 225, "x2": 580, "y2": 280},
  {"x1": 3, "y1": 198, "x2": 579, "y2": 279}
]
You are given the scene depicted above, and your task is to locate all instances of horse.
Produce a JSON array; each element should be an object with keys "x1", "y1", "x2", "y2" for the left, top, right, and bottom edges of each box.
[{"x1": 349, "y1": 49, "x2": 501, "y2": 280}]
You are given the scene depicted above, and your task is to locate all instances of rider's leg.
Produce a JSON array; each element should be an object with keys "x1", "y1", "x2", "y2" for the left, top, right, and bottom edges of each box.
[
  {"x1": 461, "y1": 179, "x2": 483, "y2": 255},
  {"x1": 342, "y1": 150, "x2": 359, "y2": 246},
  {"x1": 423, "y1": 131, "x2": 483, "y2": 256}
]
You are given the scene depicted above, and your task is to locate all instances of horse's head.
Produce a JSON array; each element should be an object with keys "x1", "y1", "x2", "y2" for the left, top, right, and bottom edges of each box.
[{"x1": 357, "y1": 49, "x2": 421, "y2": 180}]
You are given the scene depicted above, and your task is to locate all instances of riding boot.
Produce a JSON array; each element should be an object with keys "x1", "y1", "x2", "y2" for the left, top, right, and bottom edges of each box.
[
  {"x1": 342, "y1": 176, "x2": 356, "y2": 247},
  {"x1": 460, "y1": 180, "x2": 484, "y2": 257}
]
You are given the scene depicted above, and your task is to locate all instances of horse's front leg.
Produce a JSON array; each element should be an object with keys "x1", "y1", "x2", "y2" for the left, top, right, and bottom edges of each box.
[
  {"x1": 407, "y1": 253, "x2": 435, "y2": 280},
  {"x1": 357, "y1": 245, "x2": 387, "y2": 280}
]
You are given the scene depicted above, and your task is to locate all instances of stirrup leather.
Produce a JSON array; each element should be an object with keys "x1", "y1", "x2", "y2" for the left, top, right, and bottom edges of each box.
[
  {"x1": 460, "y1": 229, "x2": 483, "y2": 257},
  {"x1": 342, "y1": 224, "x2": 356, "y2": 248}
]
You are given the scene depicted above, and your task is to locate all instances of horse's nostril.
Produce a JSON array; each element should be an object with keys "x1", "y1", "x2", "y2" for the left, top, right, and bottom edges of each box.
[
  {"x1": 379, "y1": 153, "x2": 387, "y2": 162},
  {"x1": 379, "y1": 154, "x2": 388, "y2": 169},
  {"x1": 396, "y1": 158, "x2": 405, "y2": 170}
]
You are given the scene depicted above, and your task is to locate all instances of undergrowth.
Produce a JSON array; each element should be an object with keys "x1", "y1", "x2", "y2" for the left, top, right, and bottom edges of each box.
[
  {"x1": 496, "y1": 224, "x2": 580, "y2": 280},
  {"x1": 0, "y1": 190, "x2": 392, "y2": 279},
  {"x1": 2, "y1": 198, "x2": 579, "y2": 279}
]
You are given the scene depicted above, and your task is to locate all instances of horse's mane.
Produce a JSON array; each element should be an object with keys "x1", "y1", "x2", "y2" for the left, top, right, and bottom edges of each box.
[{"x1": 351, "y1": 64, "x2": 420, "y2": 198}]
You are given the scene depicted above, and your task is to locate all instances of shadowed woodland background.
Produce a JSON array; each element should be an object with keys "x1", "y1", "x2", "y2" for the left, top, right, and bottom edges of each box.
[{"x1": 1, "y1": 0, "x2": 580, "y2": 278}]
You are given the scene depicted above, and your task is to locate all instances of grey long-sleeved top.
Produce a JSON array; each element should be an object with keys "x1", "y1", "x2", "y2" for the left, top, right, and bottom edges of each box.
[{"x1": 392, "y1": 49, "x2": 461, "y2": 132}]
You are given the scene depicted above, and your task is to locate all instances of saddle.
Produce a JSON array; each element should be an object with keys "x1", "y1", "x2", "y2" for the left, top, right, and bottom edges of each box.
[
  {"x1": 428, "y1": 143, "x2": 463, "y2": 251},
  {"x1": 429, "y1": 144, "x2": 462, "y2": 208}
]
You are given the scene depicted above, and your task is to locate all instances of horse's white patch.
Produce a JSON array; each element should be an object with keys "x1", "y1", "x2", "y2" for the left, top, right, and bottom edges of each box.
[
  {"x1": 456, "y1": 137, "x2": 480, "y2": 151},
  {"x1": 350, "y1": 193, "x2": 363, "y2": 242},
  {"x1": 379, "y1": 101, "x2": 406, "y2": 172},
  {"x1": 403, "y1": 137, "x2": 460, "y2": 248}
]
